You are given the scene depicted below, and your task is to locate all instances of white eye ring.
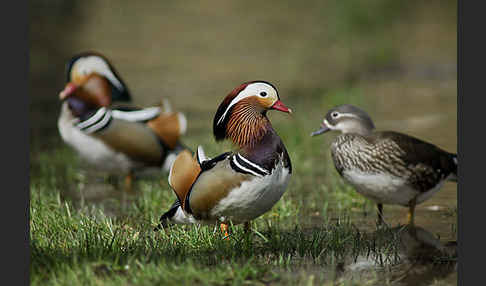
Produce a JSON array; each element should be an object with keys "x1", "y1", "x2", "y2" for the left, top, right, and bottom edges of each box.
[
  {"x1": 260, "y1": 91, "x2": 267, "y2": 97},
  {"x1": 332, "y1": 112, "x2": 339, "y2": 118}
]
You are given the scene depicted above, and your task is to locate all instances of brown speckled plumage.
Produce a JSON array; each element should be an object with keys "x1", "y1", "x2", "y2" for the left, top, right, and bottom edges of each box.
[{"x1": 331, "y1": 131, "x2": 457, "y2": 192}]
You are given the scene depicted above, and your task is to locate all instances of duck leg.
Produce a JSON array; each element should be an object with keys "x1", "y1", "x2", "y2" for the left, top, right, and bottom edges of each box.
[
  {"x1": 220, "y1": 223, "x2": 230, "y2": 240},
  {"x1": 407, "y1": 197, "x2": 417, "y2": 226},
  {"x1": 377, "y1": 203, "x2": 384, "y2": 225},
  {"x1": 124, "y1": 171, "x2": 134, "y2": 193}
]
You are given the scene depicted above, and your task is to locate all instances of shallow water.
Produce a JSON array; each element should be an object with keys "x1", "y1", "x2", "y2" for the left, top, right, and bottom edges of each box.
[
  {"x1": 368, "y1": 77, "x2": 457, "y2": 240},
  {"x1": 342, "y1": 225, "x2": 457, "y2": 286},
  {"x1": 341, "y1": 76, "x2": 457, "y2": 285}
]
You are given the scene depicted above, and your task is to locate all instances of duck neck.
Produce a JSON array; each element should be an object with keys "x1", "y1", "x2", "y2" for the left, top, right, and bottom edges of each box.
[
  {"x1": 342, "y1": 126, "x2": 373, "y2": 137},
  {"x1": 65, "y1": 96, "x2": 99, "y2": 120},
  {"x1": 238, "y1": 124, "x2": 285, "y2": 172},
  {"x1": 227, "y1": 106, "x2": 271, "y2": 150}
]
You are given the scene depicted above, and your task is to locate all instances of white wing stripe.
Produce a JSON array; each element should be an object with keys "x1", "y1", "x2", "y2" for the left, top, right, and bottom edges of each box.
[
  {"x1": 196, "y1": 146, "x2": 209, "y2": 164},
  {"x1": 111, "y1": 107, "x2": 160, "y2": 122}
]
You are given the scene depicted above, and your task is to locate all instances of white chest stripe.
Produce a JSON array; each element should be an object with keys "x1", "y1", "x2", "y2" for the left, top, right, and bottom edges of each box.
[
  {"x1": 231, "y1": 157, "x2": 263, "y2": 177},
  {"x1": 229, "y1": 153, "x2": 270, "y2": 177},
  {"x1": 76, "y1": 107, "x2": 107, "y2": 129},
  {"x1": 75, "y1": 107, "x2": 112, "y2": 134},
  {"x1": 236, "y1": 154, "x2": 269, "y2": 175}
]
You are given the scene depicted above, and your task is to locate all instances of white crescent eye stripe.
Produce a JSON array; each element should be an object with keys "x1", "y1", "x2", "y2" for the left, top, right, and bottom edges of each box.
[
  {"x1": 74, "y1": 56, "x2": 124, "y2": 91},
  {"x1": 216, "y1": 82, "x2": 277, "y2": 126},
  {"x1": 332, "y1": 112, "x2": 360, "y2": 120},
  {"x1": 323, "y1": 119, "x2": 335, "y2": 130},
  {"x1": 217, "y1": 92, "x2": 252, "y2": 125}
]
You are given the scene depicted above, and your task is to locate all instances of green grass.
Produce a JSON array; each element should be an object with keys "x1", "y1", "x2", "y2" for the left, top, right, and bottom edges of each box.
[
  {"x1": 30, "y1": 88, "x2": 408, "y2": 286},
  {"x1": 30, "y1": 181, "x2": 404, "y2": 286}
]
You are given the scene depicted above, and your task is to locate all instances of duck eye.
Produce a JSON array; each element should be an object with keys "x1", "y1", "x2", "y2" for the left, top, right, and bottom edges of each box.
[
  {"x1": 260, "y1": 91, "x2": 267, "y2": 97},
  {"x1": 332, "y1": 112, "x2": 339, "y2": 118}
]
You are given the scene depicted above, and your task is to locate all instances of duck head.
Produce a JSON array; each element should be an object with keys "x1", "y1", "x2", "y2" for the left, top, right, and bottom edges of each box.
[
  {"x1": 311, "y1": 104, "x2": 375, "y2": 137},
  {"x1": 59, "y1": 73, "x2": 112, "y2": 118},
  {"x1": 213, "y1": 81, "x2": 292, "y2": 148},
  {"x1": 65, "y1": 51, "x2": 131, "y2": 102}
]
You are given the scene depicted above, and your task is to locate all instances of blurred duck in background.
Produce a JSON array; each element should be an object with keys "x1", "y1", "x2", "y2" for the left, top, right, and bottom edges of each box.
[
  {"x1": 311, "y1": 104, "x2": 457, "y2": 226},
  {"x1": 58, "y1": 52, "x2": 189, "y2": 192}
]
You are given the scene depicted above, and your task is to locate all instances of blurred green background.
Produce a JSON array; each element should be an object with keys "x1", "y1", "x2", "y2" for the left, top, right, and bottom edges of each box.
[{"x1": 30, "y1": 0, "x2": 456, "y2": 153}]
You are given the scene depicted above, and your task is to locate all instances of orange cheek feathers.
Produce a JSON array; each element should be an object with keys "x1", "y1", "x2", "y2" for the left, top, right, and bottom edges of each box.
[
  {"x1": 256, "y1": 97, "x2": 275, "y2": 109},
  {"x1": 80, "y1": 74, "x2": 112, "y2": 107}
]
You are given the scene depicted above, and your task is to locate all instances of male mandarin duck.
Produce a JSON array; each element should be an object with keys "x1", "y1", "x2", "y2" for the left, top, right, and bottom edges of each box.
[
  {"x1": 311, "y1": 104, "x2": 457, "y2": 225},
  {"x1": 58, "y1": 52, "x2": 189, "y2": 191},
  {"x1": 156, "y1": 81, "x2": 292, "y2": 235}
]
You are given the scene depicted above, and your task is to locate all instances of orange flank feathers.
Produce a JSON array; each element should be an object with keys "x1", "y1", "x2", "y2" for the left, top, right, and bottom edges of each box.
[
  {"x1": 169, "y1": 150, "x2": 201, "y2": 209},
  {"x1": 147, "y1": 112, "x2": 184, "y2": 149}
]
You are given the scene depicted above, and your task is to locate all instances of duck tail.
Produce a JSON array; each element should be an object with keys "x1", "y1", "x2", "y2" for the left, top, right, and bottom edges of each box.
[
  {"x1": 154, "y1": 200, "x2": 181, "y2": 231},
  {"x1": 448, "y1": 153, "x2": 458, "y2": 182}
]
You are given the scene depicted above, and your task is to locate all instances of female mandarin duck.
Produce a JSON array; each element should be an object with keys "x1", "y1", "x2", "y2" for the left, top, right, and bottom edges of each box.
[
  {"x1": 311, "y1": 104, "x2": 457, "y2": 225},
  {"x1": 156, "y1": 81, "x2": 292, "y2": 235},
  {"x1": 58, "y1": 52, "x2": 188, "y2": 191}
]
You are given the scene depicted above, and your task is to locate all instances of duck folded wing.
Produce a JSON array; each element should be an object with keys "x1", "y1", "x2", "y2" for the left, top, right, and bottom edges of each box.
[
  {"x1": 90, "y1": 114, "x2": 164, "y2": 166},
  {"x1": 187, "y1": 158, "x2": 252, "y2": 219},
  {"x1": 106, "y1": 99, "x2": 187, "y2": 149},
  {"x1": 374, "y1": 131, "x2": 457, "y2": 192},
  {"x1": 111, "y1": 106, "x2": 161, "y2": 122}
]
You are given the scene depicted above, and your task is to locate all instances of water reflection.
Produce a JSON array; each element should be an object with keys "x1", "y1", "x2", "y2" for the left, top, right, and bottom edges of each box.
[{"x1": 342, "y1": 224, "x2": 457, "y2": 285}]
